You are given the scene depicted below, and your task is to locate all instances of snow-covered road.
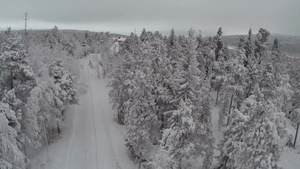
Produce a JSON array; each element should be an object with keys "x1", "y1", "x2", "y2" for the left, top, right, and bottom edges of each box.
[{"x1": 31, "y1": 57, "x2": 135, "y2": 169}]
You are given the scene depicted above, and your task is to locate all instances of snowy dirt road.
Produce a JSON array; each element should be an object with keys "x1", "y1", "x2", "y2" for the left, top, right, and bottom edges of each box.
[{"x1": 31, "y1": 57, "x2": 136, "y2": 169}]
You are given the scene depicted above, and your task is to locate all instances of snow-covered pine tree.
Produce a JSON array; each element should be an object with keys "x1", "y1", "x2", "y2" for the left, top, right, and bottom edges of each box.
[
  {"x1": 26, "y1": 78, "x2": 64, "y2": 139},
  {"x1": 0, "y1": 102, "x2": 25, "y2": 169},
  {"x1": 48, "y1": 58, "x2": 78, "y2": 105},
  {"x1": 2, "y1": 89, "x2": 22, "y2": 115},
  {"x1": 19, "y1": 90, "x2": 41, "y2": 149},
  {"x1": 0, "y1": 28, "x2": 36, "y2": 101}
]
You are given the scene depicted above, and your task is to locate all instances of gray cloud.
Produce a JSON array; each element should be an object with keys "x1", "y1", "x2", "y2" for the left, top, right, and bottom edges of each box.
[{"x1": 0, "y1": 0, "x2": 299, "y2": 35}]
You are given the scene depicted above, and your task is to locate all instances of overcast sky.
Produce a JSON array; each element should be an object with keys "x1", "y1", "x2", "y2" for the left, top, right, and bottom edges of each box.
[{"x1": 0, "y1": 0, "x2": 299, "y2": 36}]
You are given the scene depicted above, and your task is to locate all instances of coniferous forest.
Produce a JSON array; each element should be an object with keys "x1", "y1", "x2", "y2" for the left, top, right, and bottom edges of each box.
[
  {"x1": 108, "y1": 27, "x2": 299, "y2": 169},
  {"x1": 1, "y1": 26, "x2": 300, "y2": 169}
]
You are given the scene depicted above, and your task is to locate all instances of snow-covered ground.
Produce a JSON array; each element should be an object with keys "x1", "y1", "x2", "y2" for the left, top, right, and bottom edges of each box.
[{"x1": 30, "y1": 56, "x2": 136, "y2": 169}]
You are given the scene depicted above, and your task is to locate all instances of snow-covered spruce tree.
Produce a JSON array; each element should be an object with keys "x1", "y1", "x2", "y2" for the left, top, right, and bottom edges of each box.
[
  {"x1": 124, "y1": 67, "x2": 160, "y2": 164},
  {"x1": 198, "y1": 37, "x2": 215, "y2": 79},
  {"x1": 108, "y1": 33, "x2": 141, "y2": 124},
  {"x1": 19, "y1": 93, "x2": 41, "y2": 149},
  {"x1": 233, "y1": 37, "x2": 251, "y2": 108},
  {"x1": 159, "y1": 100, "x2": 196, "y2": 168},
  {"x1": 0, "y1": 102, "x2": 25, "y2": 169},
  {"x1": 157, "y1": 29, "x2": 213, "y2": 169},
  {"x1": 251, "y1": 32, "x2": 292, "y2": 116},
  {"x1": 243, "y1": 28, "x2": 254, "y2": 68},
  {"x1": 239, "y1": 89, "x2": 285, "y2": 168},
  {"x1": 217, "y1": 106, "x2": 250, "y2": 169},
  {"x1": 195, "y1": 31, "x2": 207, "y2": 74},
  {"x1": 148, "y1": 31, "x2": 175, "y2": 129},
  {"x1": 254, "y1": 28, "x2": 270, "y2": 64},
  {"x1": 268, "y1": 39, "x2": 292, "y2": 115},
  {"x1": 287, "y1": 57, "x2": 300, "y2": 147},
  {"x1": 210, "y1": 27, "x2": 228, "y2": 104},
  {"x1": 108, "y1": 54, "x2": 131, "y2": 124},
  {"x1": 148, "y1": 148, "x2": 176, "y2": 169},
  {"x1": 46, "y1": 25, "x2": 63, "y2": 50},
  {"x1": 0, "y1": 28, "x2": 36, "y2": 101},
  {"x1": 217, "y1": 33, "x2": 253, "y2": 129},
  {"x1": 217, "y1": 84, "x2": 264, "y2": 168},
  {"x1": 167, "y1": 28, "x2": 180, "y2": 74},
  {"x1": 198, "y1": 81, "x2": 214, "y2": 169},
  {"x1": 213, "y1": 27, "x2": 225, "y2": 61},
  {"x1": 98, "y1": 34, "x2": 114, "y2": 78},
  {"x1": 288, "y1": 59, "x2": 300, "y2": 124},
  {"x1": 140, "y1": 28, "x2": 148, "y2": 42},
  {"x1": 110, "y1": 31, "x2": 156, "y2": 163},
  {"x1": 269, "y1": 38, "x2": 288, "y2": 76},
  {"x1": 240, "y1": 28, "x2": 258, "y2": 99},
  {"x1": 218, "y1": 85, "x2": 285, "y2": 169}
]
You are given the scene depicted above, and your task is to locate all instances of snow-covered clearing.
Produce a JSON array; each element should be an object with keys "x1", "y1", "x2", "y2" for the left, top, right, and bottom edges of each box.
[{"x1": 30, "y1": 55, "x2": 136, "y2": 169}]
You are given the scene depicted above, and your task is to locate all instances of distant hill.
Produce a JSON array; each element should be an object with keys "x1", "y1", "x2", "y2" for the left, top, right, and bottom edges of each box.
[{"x1": 221, "y1": 34, "x2": 300, "y2": 57}]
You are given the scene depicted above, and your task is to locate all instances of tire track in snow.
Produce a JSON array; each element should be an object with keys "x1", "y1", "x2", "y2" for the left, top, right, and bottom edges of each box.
[
  {"x1": 67, "y1": 64, "x2": 84, "y2": 169},
  {"x1": 67, "y1": 107, "x2": 76, "y2": 169},
  {"x1": 87, "y1": 62, "x2": 100, "y2": 169}
]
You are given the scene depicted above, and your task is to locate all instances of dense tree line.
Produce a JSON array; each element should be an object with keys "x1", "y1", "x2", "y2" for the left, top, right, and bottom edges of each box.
[
  {"x1": 108, "y1": 27, "x2": 300, "y2": 168},
  {"x1": 0, "y1": 26, "x2": 112, "y2": 168}
]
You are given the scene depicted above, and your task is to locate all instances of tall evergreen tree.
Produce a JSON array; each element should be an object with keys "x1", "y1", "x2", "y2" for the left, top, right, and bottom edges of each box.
[
  {"x1": 124, "y1": 42, "x2": 160, "y2": 164},
  {"x1": 140, "y1": 28, "x2": 148, "y2": 42},
  {"x1": 254, "y1": 28, "x2": 270, "y2": 64},
  {"x1": 0, "y1": 28, "x2": 36, "y2": 101},
  {"x1": 158, "y1": 29, "x2": 213, "y2": 168},
  {"x1": 218, "y1": 85, "x2": 285, "y2": 169}
]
